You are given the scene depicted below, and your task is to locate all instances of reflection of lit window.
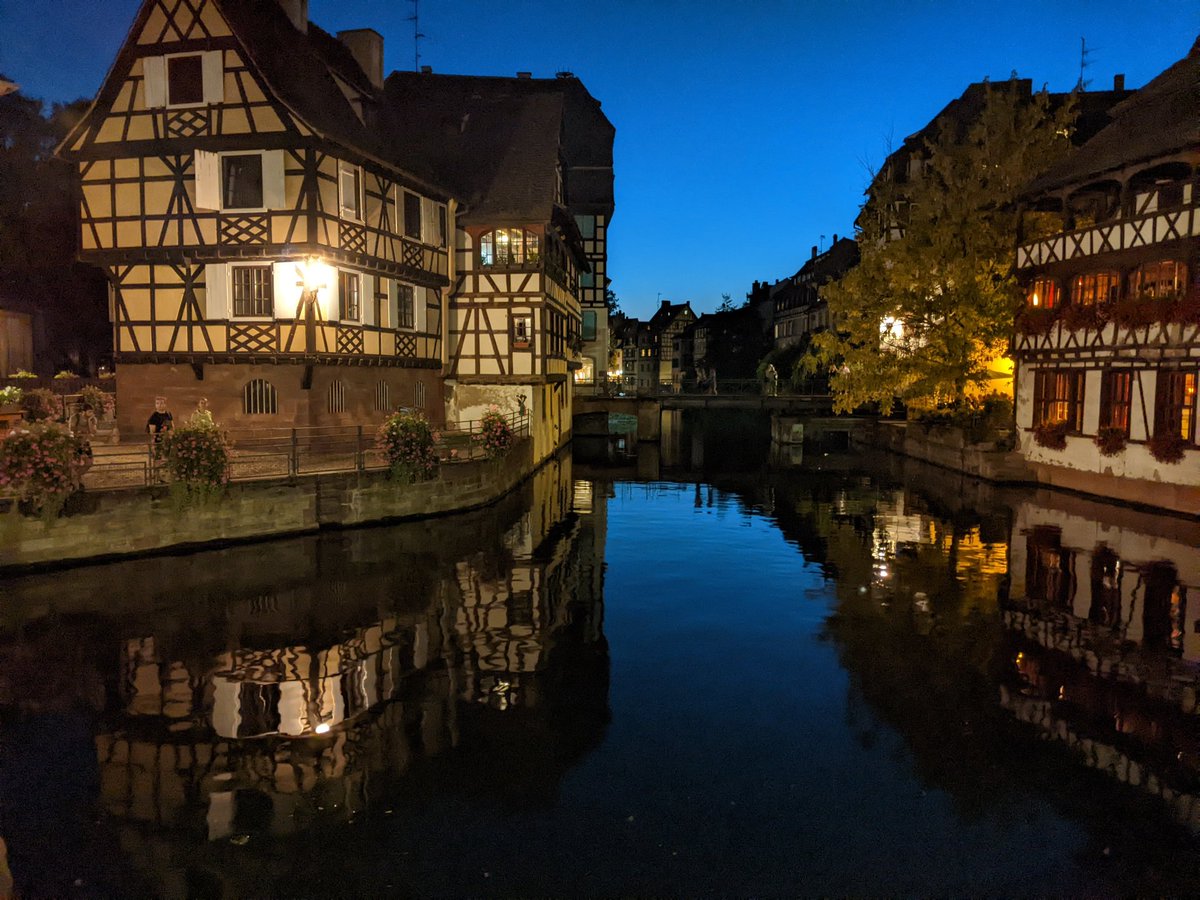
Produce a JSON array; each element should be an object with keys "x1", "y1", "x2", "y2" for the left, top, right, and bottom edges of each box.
[{"x1": 1025, "y1": 277, "x2": 1059, "y2": 309}]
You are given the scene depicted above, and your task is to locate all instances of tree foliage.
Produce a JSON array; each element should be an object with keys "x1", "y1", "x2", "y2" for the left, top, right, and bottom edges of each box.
[{"x1": 811, "y1": 79, "x2": 1078, "y2": 413}]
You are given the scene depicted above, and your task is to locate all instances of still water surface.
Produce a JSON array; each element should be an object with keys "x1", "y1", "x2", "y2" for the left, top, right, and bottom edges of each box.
[{"x1": 2, "y1": 417, "x2": 1200, "y2": 896}]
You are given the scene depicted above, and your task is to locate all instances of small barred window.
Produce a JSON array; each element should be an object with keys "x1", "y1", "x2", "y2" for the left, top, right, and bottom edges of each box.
[
  {"x1": 243, "y1": 379, "x2": 278, "y2": 415},
  {"x1": 327, "y1": 380, "x2": 347, "y2": 413},
  {"x1": 374, "y1": 381, "x2": 390, "y2": 412},
  {"x1": 415, "y1": 380, "x2": 426, "y2": 408}
]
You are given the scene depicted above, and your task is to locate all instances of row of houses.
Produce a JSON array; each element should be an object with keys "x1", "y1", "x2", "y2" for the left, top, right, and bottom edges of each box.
[{"x1": 59, "y1": 0, "x2": 614, "y2": 463}]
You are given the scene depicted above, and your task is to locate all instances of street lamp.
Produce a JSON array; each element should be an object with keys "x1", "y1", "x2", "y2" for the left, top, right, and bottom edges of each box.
[{"x1": 295, "y1": 257, "x2": 327, "y2": 353}]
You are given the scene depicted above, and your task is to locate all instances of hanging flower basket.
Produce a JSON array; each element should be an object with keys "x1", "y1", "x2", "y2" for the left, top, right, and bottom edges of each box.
[
  {"x1": 1061, "y1": 303, "x2": 1106, "y2": 332},
  {"x1": 0, "y1": 422, "x2": 91, "y2": 517},
  {"x1": 1147, "y1": 431, "x2": 1187, "y2": 465},
  {"x1": 475, "y1": 406, "x2": 514, "y2": 459},
  {"x1": 1093, "y1": 426, "x2": 1127, "y2": 457},
  {"x1": 377, "y1": 409, "x2": 439, "y2": 482},
  {"x1": 159, "y1": 416, "x2": 231, "y2": 502},
  {"x1": 1032, "y1": 419, "x2": 1069, "y2": 450}
]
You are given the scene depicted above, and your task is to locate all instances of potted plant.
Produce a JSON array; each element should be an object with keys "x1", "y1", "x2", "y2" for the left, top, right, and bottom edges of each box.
[
  {"x1": 376, "y1": 409, "x2": 439, "y2": 482},
  {"x1": 1147, "y1": 431, "x2": 1187, "y2": 464},
  {"x1": 158, "y1": 414, "x2": 231, "y2": 504},
  {"x1": 0, "y1": 421, "x2": 91, "y2": 518},
  {"x1": 1032, "y1": 419, "x2": 1069, "y2": 450},
  {"x1": 476, "y1": 405, "x2": 514, "y2": 459},
  {"x1": 1094, "y1": 426, "x2": 1127, "y2": 456}
]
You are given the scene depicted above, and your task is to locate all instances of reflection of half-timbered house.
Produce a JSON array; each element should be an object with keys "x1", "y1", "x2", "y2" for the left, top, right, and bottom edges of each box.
[
  {"x1": 59, "y1": 0, "x2": 456, "y2": 433},
  {"x1": 384, "y1": 72, "x2": 614, "y2": 463},
  {"x1": 1013, "y1": 40, "x2": 1200, "y2": 513}
]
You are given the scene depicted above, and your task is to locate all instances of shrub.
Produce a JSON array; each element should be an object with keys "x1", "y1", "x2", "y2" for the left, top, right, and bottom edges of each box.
[
  {"x1": 1147, "y1": 431, "x2": 1187, "y2": 465},
  {"x1": 158, "y1": 416, "x2": 230, "y2": 502},
  {"x1": 1032, "y1": 419, "x2": 1069, "y2": 450},
  {"x1": 53, "y1": 370, "x2": 76, "y2": 380},
  {"x1": 1061, "y1": 303, "x2": 1106, "y2": 332},
  {"x1": 78, "y1": 385, "x2": 116, "y2": 418},
  {"x1": 0, "y1": 422, "x2": 91, "y2": 517},
  {"x1": 377, "y1": 409, "x2": 438, "y2": 482},
  {"x1": 21, "y1": 388, "x2": 60, "y2": 423},
  {"x1": 1094, "y1": 426, "x2": 1127, "y2": 457},
  {"x1": 0, "y1": 386, "x2": 22, "y2": 407},
  {"x1": 10, "y1": 370, "x2": 36, "y2": 380},
  {"x1": 476, "y1": 406, "x2": 514, "y2": 459},
  {"x1": 1109, "y1": 297, "x2": 1162, "y2": 329}
]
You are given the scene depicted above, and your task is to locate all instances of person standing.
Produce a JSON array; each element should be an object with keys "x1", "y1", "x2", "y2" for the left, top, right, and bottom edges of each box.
[{"x1": 146, "y1": 396, "x2": 173, "y2": 479}]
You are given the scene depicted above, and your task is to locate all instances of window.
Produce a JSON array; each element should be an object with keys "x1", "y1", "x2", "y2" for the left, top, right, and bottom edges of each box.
[
  {"x1": 222, "y1": 154, "x2": 264, "y2": 210},
  {"x1": 1132, "y1": 260, "x2": 1188, "y2": 300},
  {"x1": 1071, "y1": 271, "x2": 1119, "y2": 306},
  {"x1": 1099, "y1": 370, "x2": 1133, "y2": 435},
  {"x1": 396, "y1": 284, "x2": 415, "y2": 329},
  {"x1": 582, "y1": 310, "x2": 597, "y2": 341},
  {"x1": 575, "y1": 358, "x2": 596, "y2": 385},
  {"x1": 327, "y1": 380, "x2": 346, "y2": 413},
  {"x1": 512, "y1": 314, "x2": 532, "y2": 349},
  {"x1": 1154, "y1": 370, "x2": 1197, "y2": 442},
  {"x1": 480, "y1": 229, "x2": 540, "y2": 266},
  {"x1": 339, "y1": 165, "x2": 361, "y2": 220},
  {"x1": 338, "y1": 271, "x2": 361, "y2": 321},
  {"x1": 374, "y1": 381, "x2": 391, "y2": 412},
  {"x1": 415, "y1": 380, "x2": 426, "y2": 408},
  {"x1": 403, "y1": 191, "x2": 422, "y2": 241},
  {"x1": 1025, "y1": 277, "x2": 1059, "y2": 309},
  {"x1": 1033, "y1": 369, "x2": 1084, "y2": 431},
  {"x1": 167, "y1": 54, "x2": 204, "y2": 105},
  {"x1": 231, "y1": 265, "x2": 273, "y2": 317},
  {"x1": 243, "y1": 379, "x2": 278, "y2": 415}
]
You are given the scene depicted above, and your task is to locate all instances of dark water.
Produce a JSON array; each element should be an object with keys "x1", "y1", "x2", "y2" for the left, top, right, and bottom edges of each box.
[{"x1": 3, "y1": 412, "x2": 1200, "y2": 896}]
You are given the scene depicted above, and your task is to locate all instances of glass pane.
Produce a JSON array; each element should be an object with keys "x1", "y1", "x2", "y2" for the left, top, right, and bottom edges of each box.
[
  {"x1": 222, "y1": 155, "x2": 263, "y2": 209},
  {"x1": 167, "y1": 55, "x2": 204, "y2": 105}
]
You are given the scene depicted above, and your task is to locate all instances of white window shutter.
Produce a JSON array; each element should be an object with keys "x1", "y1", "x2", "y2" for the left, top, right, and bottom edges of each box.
[
  {"x1": 416, "y1": 287, "x2": 432, "y2": 333},
  {"x1": 362, "y1": 274, "x2": 376, "y2": 325},
  {"x1": 375, "y1": 277, "x2": 390, "y2": 328},
  {"x1": 262, "y1": 150, "x2": 285, "y2": 209},
  {"x1": 143, "y1": 56, "x2": 167, "y2": 108},
  {"x1": 421, "y1": 198, "x2": 436, "y2": 244},
  {"x1": 273, "y1": 262, "x2": 299, "y2": 319},
  {"x1": 203, "y1": 263, "x2": 229, "y2": 319},
  {"x1": 388, "y1": 279, "x2": 399, "y2": 329},
  {"x1": 194, "y1": 149, "x2": 220, "y2": 210},
  {"x1": 202, "y1": 50, "x2": 225, "y2": 104}
]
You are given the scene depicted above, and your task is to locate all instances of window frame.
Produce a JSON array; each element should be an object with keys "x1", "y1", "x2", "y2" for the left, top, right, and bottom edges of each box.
[
  {"x1": 1132, "y1": 260, "x2": 1188, "y2": 301},
  {"x1": 339, "y1": 164, "x2": 363, "y2": 222},
  {"x1": 1033, "y1": 369, "x2": 1085, "y2": 432},
  {"x1": 243, "y1": 378, "x2": 278, "y2": 416},
  {"x1": 396, "y1": 283, "x2": 415, "y2": 330},
  {"x1": 1025, "y1": 277, "x2": 1059, "y2": 310},
  {"x1": 220, "y1": 152, "x2": 266, "y2": 212},
  {"x1": 164, "y1": 52, "x2": 205, "y2": 108},
  {"x1": 1070, "y1": 271, "x2": 1120, "y2": 307},
  {"x1": 403, "y1": 191, "x2": 422, "y2": 241},
  {"x1": 479, "y1": 228, "x2": 541, "y2": 268},
  {"x1": 338, "y1": 270, "x2": 362, "y2": 323},
  {"x1": 229, "y1": 263, "x2": 274, "y2": 319},
  {"x1": 1098, "y1": 369, "x2": 1133, "y2": 436},
  {"x1": 1154, "y1": 369, "x2": 1198, "y2": 443},
  {"x1": 512, "y1": 313, "x2": 533, "y2": 350}
]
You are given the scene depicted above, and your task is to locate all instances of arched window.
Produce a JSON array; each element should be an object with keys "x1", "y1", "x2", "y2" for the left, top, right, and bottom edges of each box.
[
  {"x1": 327, "y1": 380, "x2": 347, "y2": 413},
  {"x1": 1025, "y1": 277, "x2": 1059, "y2": 309},
  {"x1": 1131, "y1": 260, "x2": 1188, "y2": 300},
  {"x1": 1070, "y1": 272, "x2": 1119, "y2": 306},
  {"x1": 374, "y1": 381, "x2": 391, "y2": 412},
  {"x1": 479, "y1": 228, "x2": 540, "y2": 266},
  {"x1": 243, "y1": 379, "x2": 278, "y2": 415}
]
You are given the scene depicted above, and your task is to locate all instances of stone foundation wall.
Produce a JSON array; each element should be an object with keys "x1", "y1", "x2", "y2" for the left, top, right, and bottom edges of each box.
[{"x1": 0, "y1": 439, "x2": 533, "y2": 572}]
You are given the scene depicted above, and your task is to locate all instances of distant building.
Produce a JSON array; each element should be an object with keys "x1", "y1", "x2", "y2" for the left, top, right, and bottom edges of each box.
[
  {"x1": 1011, "y1": 39, "x2": 1200, "y2": 513},
  {"x1": 642, "y1": 300, "x2": 694, "y2": 391},
  {"x1": 770, "y1": 236, "x2": 858, "y2": 353}
]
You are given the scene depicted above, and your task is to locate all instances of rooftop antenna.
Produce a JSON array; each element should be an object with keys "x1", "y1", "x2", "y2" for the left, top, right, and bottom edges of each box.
[
  {"x1": 408, "y1": 0, "x2": 425, "y2": 72},
  {"x1": 819, "y1": 234, "x2": 826, "y2": 252},
  {"x1": 1076, "y1": 36, "x2": 1094, "y2": 92}
]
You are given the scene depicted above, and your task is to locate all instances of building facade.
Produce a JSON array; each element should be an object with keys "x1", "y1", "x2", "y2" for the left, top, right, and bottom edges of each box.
[{"x1": 1011, "y1": 39, "x2": 1200, "y2": 513}]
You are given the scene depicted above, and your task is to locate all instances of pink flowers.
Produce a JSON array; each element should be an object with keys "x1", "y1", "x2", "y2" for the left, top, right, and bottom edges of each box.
[
  {"x1": 377, "y1": 410, "x2": 438, "y2": 482},
  {"x1": 476, "y1": 407, "x2": 513, "y2": 459},
  {"x1": 0, "y1": 422, "x2": 90, "y2": 515},
  {"x1": 159, "y1": 418, "x2": 230, "y2": 497}
]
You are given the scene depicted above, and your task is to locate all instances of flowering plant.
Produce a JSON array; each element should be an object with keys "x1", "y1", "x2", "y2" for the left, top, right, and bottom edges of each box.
[
  {"x1": 21, "y1": 388, "x2": 60, "y2": 423},
  {"x1": 1147, "y1": 431, "x2": 1187, "y2": 465},
  {"x1": 0, "y1": 386, "x2": 22, "y2": 407},
  {"x1": 78, "y1": 385, "x2": 116, "y2": 418},
  {"x1": 158, "y1": 415, "x2": 230, "y2": 501},
  {"x1": 54, "y1": 370, "x2": 76, "y2": 380},
  {"x1": 0, "y1": 422, "x2": 91, "y2": 517},
  {"x1": 1031, "y1": 419, "x2": 1069, "y2": 450},
  {"x1": 1094, "y1": 426, "x2": 1127, "y2": 457},
  {"x1": 476, "y1": 406, "x2": 513, "y2": 458},
  {"x1": 10, "y1": 370, "x2": 36, "y2": 379},
  {"x1": 1015, "y1": 306, "x2": 1058, "y2": 337},
  {"x1": 377, "y1": 409, "x2": 438, "y2": 482}
]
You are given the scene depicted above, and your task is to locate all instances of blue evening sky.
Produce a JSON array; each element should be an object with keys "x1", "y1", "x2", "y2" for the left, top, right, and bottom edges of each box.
[{"x1": 1, "y1": 1, "x2": 1196, "y2": 319}]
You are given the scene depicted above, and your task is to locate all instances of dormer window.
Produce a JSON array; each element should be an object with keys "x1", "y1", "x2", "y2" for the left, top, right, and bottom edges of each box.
[{"x1": 480, "y1": 229, "x2": 540, "y2": 266}]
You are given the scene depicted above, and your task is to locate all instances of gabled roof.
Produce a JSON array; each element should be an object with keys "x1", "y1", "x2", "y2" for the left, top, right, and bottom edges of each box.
[
  {"x1": 1021, "y1": 36, "x2": 1200, "y2": 196},
  {"x1": 647, "y1": 301, "x2": 694, "y2": 330}
]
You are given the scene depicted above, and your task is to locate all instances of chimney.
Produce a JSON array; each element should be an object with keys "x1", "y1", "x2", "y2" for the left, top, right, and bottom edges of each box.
[
  {"x1": 277, "y1": 0, "x2": 308, "y2": 33},
  {"x1": 516, "y1": 71, "x2": 532, "y2": 79},
  {"x1": 831, "y1": 233, "x2": 838, "y2": 244},
  {"x1": 338, "y1": 29, "x2": 384, "y2": 90},
  {"x1": 811, "y1": 245, "x2": 817, "y2": 260},
  {"x1": 1113, "y1": 73, "x2": 1125, "y2": 91},
  {"x1": 420, "y1": 65, "x2": 432, "y2": 74},
  {"x1": 556, "y1": 71, "x2": 574, "y2": 79}
]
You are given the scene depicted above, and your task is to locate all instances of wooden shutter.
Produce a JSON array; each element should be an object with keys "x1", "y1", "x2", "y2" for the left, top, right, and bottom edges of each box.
[
  {"x1": 421, "y1": 198, "x2": 437, "y2": 244},
  {"x1": 194, "y1": 150, "x2": 220, "y2": 210},
  {"x1": 201, "y1": 50, "x2": 224, "y2": 104},
  {"x1": 262, "y1": 150, "x2": 285, "y2": 209},
  {"x1": 361, "y1": 274, "x2": 375, "y2": 325},
  {"x1": 142, "y1": 56, "x2": 167, "y2": 108},
  {"x1": 204, "y1": 263, "x2": 229, "y2": 319}
]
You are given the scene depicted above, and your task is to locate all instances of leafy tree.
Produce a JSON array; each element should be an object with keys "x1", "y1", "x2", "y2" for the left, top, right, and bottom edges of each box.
[
  {"x1": 810, "y1": 79, "x2": 1077, "y2": 413},
  {"x1": 604, "y1": 287, "x2": 621, "y2": 314},
  {"x1": 716, "y1": 292, "x2": 735, "y2": 313}
]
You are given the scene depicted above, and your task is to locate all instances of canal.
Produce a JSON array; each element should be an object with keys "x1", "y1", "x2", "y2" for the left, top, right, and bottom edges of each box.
[{"x1": 2, "y1": 411, "x2": 1199, "y2": 896}]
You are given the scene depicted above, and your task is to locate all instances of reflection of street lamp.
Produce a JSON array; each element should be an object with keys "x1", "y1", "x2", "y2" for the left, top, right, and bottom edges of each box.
[{"x1": 295, "y1": 257, "x2": 326, "y2": 353}]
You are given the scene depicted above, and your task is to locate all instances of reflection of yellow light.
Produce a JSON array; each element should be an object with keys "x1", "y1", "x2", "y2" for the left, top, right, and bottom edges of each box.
[{"x1": 314, "y1": 722, "x2": 331, "y2": 734}]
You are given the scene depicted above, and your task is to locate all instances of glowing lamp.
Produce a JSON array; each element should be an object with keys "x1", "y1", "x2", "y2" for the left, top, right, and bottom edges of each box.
[{"x1": 314, "y1": 722, "x2": 331, "y2": 734}]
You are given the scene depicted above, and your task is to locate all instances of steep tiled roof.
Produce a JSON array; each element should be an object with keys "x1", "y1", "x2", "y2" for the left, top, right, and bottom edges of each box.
[{"x1": 1021, "y1": 36, "x2": 1200, "y2": 196}]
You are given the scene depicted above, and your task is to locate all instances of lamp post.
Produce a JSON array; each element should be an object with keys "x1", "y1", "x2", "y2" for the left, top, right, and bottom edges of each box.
[{"x1": 295, "y1": 257, "x2": 326, "y2": 354}]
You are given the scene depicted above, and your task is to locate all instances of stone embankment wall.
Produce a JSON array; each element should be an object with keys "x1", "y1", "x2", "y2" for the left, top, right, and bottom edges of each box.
[
  {"x1": 868, "y1": 421, "x2": 1033, "y2": 483},
  {"x1": 0, "y1": 439, "x2": 533, "y2": 572}
]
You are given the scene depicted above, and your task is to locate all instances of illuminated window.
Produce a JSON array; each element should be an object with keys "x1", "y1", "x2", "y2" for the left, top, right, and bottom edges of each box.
[
  {"x1": 1131, "y1": 260, "x2": 1188, "y2": 299},
  {"x1": 167, "y1": 54, "x2": 204, "y2": 105},
  {"x1": 512, "y1": 314, "x2": 532, "y2": 349},
  {"x1": 1070, "y1": 271, "x2": 1119, "y2": 306},
  {"x1": 480, "y1": 229, "x2": 540, "y2": 266},
  {"x1": 1033, "y1": 369, "x2": 1084, "y2": 430},
  {"x1": 1154, "y1": 370, "x2": 1197, "y2": 442},
  {"x1": 1098, "y1": 370, "x2": 1133, "y2": 435},
  {"x1": 338, "y1": 271, "x2": 361, "y2": 321},
  {"x1": 231, "y1": 265, "x2": 272, "y2": 317},
  {"x1": 243, "y1": 379, "x2": 278, "y2": 415},
  {"x1": 222, "y1": 154, "x2": 263, "y2": 210},
  {"x1": 1025, "y1": 277, "x2": 1059, "y2": 309},
  {"x1": 575, "y1": 357, "x2": 596, "y2": 384}
]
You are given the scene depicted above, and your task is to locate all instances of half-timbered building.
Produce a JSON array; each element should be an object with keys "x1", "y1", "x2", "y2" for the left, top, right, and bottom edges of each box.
[
  {"x1": 1012, "y1": 39, "x2": 1200, "y2": 513},
  {"x1": 59, "y1": 0, "x2": 455, "y2": 434},
  {"x1": 384, "y1": 71, "x2": 614, "y2": 462}
]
